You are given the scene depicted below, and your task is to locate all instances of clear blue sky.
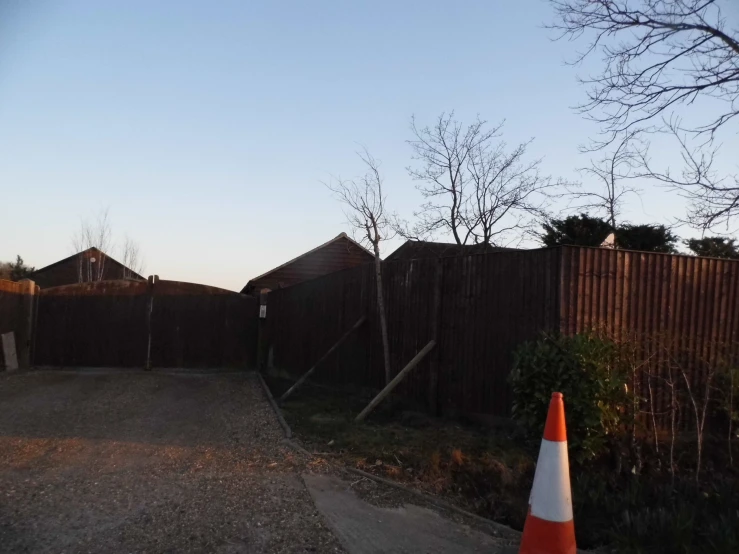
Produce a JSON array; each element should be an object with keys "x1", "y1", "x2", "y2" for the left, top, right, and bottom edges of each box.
[{"x1": 2, "y1": 0, "x2": 736, "y2": 291}]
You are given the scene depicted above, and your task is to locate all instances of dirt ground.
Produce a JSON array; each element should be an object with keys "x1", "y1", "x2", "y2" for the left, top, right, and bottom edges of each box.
[{"x1": 0, "y1": 370, "x2": 343, "y2": 553}]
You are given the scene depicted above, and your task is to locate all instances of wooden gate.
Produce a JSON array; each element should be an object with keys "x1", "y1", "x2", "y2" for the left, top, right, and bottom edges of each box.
[{"x1": 33, "y1": 279, "x2": 258, "y2": 369}]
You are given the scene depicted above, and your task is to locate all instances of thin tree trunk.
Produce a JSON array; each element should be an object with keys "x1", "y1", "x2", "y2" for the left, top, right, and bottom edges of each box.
[
  {"x1": 373, "y1": 243, "x2": 391, "y2": 384},
  {"x1": 682, "y1": 366, "x2": 711, "y2": 483},
  {"x1": 98, "y1": 253, "x2": 106, "y2": 281},
  {"x1": 647, "y1": 372, "x2": 660, "y2": 454}
]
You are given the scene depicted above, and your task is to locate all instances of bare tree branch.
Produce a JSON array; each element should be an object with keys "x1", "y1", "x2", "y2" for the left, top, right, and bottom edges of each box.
[
  {"x1": 71, "y1": 208, "x2": 113, "y2": 282},
  {"x1": 638, "y1": 116, "x2": 739, "y2": 231},
  {"x1": 120, "y1": 235, "x2": 145, "y2": 278},
  {"x1": 567, "y1": 129, "x2": 646, "y2": 226},
  {"x1": 70, "y1": 208, "x2": 145, "y2": 282},
  {"x1": 549, "y1": 0, "x2": 739, "y2": 143},
  {"x1": 404, "y1": 113, "x2": 564, "y2": 245}
]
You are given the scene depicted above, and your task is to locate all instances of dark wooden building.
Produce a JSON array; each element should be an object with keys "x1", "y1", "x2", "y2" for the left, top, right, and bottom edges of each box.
[
  {"x1": 241, "y1": 233, "x2": 374, "y2": 295},
  {"x1": 28, "y1": 247, "x2": 144, "y2": 289},
  {"x1": 385, "y1": 240, "x2": 518, "y2": 261}
]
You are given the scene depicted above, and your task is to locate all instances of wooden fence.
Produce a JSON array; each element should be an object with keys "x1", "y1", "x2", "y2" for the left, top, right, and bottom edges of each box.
[
  {"x1": 7, "y1": 245, "x2": 739, "y2": 423},
  {"x1": 0, "y1": 279, "x2": 38, "y2": 369},
  {"x1": 266, "y1": 248, "x2": 561, "y2": 417},
  {"x1": 560, "y1": 246, "x2": 739, "y2": 427},
  {"x1": 33, "y1": 279, "x2": 259, "y2": 369},
  {"x1": 265, "y1": 246, "x2": 739, "y2": 420}
]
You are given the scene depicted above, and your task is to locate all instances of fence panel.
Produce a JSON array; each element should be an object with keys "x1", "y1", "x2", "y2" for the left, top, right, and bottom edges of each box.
[
  {"x1": 0, "y1": 281, "x2": 26, "y2": 338},
  {"x1": 382, "y1": 258, "x2": 437, "y2": 408},
  {"x1": 435, "y1": 249, "x2": 561, "y2": 416},
  {"x1": 32, "y1": 279, "x2": 258, "y2": 369},
  {"x1": 267, "y1": 264, "x2": 376, "y2": 387},
  {"x1": 559, "y1": 246, "x2": 739, "y2": 428},
  {"x1": 265, "y1": 249, "x2": 562, "y2": 416},
  {"x1": 150, "y1": 280, "x2": 258, "y2": 368},
  {"x1": 0, "y1": 280, "x2": 37, "y2": 369},
  {"x1": 34, "y1": 280, "x2": 149, "y2": 367}
]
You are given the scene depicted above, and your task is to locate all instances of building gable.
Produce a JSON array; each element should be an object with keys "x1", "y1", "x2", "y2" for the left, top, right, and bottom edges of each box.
[
  {"x1": 241, "y1": 233, "x2": 374, "y2": 294},
  {"x1": 28, "y1": 247, "x2": 144, "y2": 289}
]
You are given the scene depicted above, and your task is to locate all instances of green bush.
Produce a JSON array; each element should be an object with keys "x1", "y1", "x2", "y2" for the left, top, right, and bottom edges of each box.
[{"x1": 509, "y1": 332, "x2": 628, "y2": 463}]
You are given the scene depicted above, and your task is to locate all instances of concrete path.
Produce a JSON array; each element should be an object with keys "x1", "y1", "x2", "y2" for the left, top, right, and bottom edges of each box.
[{"x1": 303, "y1": 473, "x2": 517, "y2": 554}]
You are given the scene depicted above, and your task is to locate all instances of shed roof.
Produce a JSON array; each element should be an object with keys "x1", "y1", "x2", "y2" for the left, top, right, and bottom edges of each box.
[{"x1": 241, "y1": 233, "x2": 374, "y2": 294}]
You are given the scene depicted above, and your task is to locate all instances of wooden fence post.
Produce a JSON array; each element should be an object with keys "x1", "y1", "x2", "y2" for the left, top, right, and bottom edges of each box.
[
  {"x1": 428, "y1": 259, "x2": 443, "y2": 416},
  {"x1": 256, "y1": 291, "x2": 268, "y2": 370},
  {"x1": 19, "y1": 279, "x2": 37, "y2": 369},
  {"x1": 144, "y1": 275, "x2": 158, "y2": 370}
]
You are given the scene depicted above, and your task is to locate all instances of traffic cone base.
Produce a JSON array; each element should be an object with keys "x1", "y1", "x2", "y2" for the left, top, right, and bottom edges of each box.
[{"x1": 519, "y1": 514, "x2": 576, "y2": 554}]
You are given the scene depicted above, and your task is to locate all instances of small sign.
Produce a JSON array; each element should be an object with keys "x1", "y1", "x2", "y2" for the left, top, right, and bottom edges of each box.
[{"x1": 259, "y1": 305, "x2": 267, "y2": 319}]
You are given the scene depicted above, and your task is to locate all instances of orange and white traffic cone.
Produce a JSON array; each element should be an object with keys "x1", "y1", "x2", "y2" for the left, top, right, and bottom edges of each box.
[{"x1": 519, "y1": 392, "x2": 576, "y2": 554}]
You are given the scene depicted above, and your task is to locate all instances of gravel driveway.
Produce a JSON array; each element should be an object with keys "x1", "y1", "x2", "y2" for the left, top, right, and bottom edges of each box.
[{"x1": 0, "y1": 370, "x2": 343, "y2": 553}]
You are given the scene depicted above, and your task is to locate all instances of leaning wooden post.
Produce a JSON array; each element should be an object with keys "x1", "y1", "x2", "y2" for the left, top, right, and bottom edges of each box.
[
  {"x1": 279, "y1": 315, "x2": 367, "y2": 404},
  {"x1": 355, "y1": 339, "x2": 436, "y2": 422}
]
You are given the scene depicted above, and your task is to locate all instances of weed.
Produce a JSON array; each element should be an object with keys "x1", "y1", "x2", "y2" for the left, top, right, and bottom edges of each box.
[{"x1": 450, "y1": 448, "x2": 464, "y2": 466}]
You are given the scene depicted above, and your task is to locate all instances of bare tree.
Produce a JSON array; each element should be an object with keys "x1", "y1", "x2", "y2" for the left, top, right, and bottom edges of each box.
[
  {"x1": 467, "y1": 138, "x2": 558, "y2": 244},
  {"x1": 326, "y1": 150, "x2": 393, "y2": 384},
  {"x1": 638, "y1": 117, "x2": 739, "y2": 231},
  {"x1": 549, "y1": 0, "x2": 739, "y2": 143},
  {"x1": 71, "y1": 208, "x2": 113, "y2": 282},
  {"x1": 568, "y1": 130, "x2": 645, "y2": 227},
  {"x1": 70, "y1": 208, "x2": 146, "y2": 282},
  {"x1": 120, "y1": 235, "x2": 145, "y2": 279},
  {"x1": 404, "y1": 113, "x2": 497, "y2": 244},
  {"x1": 403, "y1": 112, "x2": 560, "y2": 246}
]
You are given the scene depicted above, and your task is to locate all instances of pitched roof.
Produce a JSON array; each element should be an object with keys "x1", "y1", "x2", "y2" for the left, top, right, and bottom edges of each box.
[
  {"x1": 28, "y1": 247, "x2": 144, "y2": 283},
  {"x1": 385, "y1": 240, "x2": 519, "y2": 261},
  {"x1": 241, "y1": 233, "x2": 375, "y2": 294}
]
